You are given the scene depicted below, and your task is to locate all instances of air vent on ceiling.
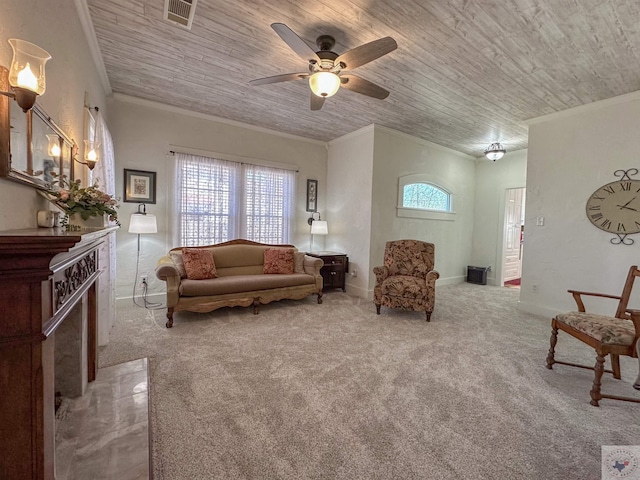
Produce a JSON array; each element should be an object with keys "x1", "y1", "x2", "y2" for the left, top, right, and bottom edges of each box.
[{"x1": 164, "y1": 0, "x2": 198, "y2": 30}]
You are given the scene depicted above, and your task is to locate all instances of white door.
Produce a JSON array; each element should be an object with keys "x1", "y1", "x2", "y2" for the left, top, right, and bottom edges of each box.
[{"x1": 503, "y1": 188, "x2": 525, "y2": 283}]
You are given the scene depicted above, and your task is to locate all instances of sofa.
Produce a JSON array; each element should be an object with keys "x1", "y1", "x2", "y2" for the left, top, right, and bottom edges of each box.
[{"x1": 155, "y1": 239, "x2": 324, "y2": 328}]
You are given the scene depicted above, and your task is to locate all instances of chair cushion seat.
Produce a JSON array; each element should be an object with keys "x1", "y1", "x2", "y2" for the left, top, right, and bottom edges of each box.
[
  {"x1": 381, "y1": 275, "x2": 426, "y2": 299},
  {"x1": 555, "y1": 311, "x2": 636, "y2": 345}
]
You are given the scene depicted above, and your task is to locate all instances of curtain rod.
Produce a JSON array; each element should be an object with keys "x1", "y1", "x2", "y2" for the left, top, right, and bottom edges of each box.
[{"x1": 168, "y1": 150, "x2": 299, "y2": 173}]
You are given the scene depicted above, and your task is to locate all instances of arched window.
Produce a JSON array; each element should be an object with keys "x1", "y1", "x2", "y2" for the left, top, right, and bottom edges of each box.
[
  {"x1": 402, "y1": 183, "x2": 451, "y2": 211},
  {"x1": 397, "y1": 174, "x2": 455, "y2": 220}
]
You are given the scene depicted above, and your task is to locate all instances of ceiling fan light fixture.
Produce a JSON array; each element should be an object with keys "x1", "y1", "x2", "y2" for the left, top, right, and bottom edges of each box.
[
  {"x1": 309, "y1": 71, "x2": 340, "y2": 98},
  {"x1": 484, "y1": 142, "x2": 506, "y2": 161}
]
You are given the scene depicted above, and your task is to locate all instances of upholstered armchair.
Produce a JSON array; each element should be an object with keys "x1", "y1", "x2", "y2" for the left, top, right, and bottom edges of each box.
[{"x1": 373, "y1": 240, "x2": 440, "y2": 321}]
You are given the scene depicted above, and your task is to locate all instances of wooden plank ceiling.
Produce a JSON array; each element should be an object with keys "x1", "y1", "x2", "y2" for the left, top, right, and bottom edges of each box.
[{"x1": 86, "y1": 0, "x2": 640, "y2": 157}]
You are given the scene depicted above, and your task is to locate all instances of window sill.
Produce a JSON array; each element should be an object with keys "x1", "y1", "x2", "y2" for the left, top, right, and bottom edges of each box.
[{"x1": 396, "y1": 207, "x2": 455, "y2": 221}]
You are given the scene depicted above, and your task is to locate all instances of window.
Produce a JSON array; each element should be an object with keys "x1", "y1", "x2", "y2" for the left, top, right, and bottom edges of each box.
[
  {"x1": 402, "y1": 183, "x2": 450, "y2": 211},
  {"x1": 397, "y1": 174, "x2": 455, "y2": 220},
  {"x1": 175, "y1": 153, "x2": 295, "y2": 246}
]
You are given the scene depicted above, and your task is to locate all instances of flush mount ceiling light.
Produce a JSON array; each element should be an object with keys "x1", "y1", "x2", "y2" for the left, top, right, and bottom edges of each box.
[{"x1": 484, "y1": 142, "x2": 506, "y2": 161}]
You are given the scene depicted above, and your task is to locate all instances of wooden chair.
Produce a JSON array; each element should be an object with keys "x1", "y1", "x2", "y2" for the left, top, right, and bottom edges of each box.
[{"x1": 546, "y1": 265, "x2": 640, "y2": 406}]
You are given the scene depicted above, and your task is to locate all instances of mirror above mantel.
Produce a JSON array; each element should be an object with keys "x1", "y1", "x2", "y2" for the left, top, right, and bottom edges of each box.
[{"x1": 0, "y1": 65, "x2": 75, "y2": 191}]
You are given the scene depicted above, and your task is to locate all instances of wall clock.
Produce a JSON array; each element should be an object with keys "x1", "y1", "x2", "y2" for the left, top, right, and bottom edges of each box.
[{"x1": 586, "y1": 169, "x2": 640, "y2": 245}]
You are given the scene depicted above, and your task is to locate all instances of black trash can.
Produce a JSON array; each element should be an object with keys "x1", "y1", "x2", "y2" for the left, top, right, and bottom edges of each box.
[{"x1": 467, "y1": 266, "x2": 488, "y2": 285}]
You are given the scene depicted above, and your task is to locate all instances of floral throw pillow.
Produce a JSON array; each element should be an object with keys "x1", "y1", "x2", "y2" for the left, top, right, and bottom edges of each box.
[
  {"x1": 182, "y1": 248, "x2": 218, "y2": 280},
  {"x1": 263, "y1": 248, "x2": 295, "y2": 274}
]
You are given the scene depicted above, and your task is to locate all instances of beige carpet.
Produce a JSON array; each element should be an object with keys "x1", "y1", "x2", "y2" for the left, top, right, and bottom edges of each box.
[{"x1": 100, "y1": 283, "x2": 640, "y2": 480}]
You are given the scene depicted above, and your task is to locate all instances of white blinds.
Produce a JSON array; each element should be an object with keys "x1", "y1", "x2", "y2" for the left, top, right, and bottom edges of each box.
[{"x1": 175, "y1": 153, "x2": 295, "y2": 246}]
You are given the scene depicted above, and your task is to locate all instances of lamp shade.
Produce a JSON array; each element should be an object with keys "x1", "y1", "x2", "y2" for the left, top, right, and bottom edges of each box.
[
  {"x1": 309, "y1": 72, "x2": 340, "y2": 98},
  {"x1": 46, "y1": 134, "x2": 61, "y2": 157},
  {"x1": 128, "y1": 213, "x2": 157, "y2": 234},
  {"x1": 310, "y1": 220, "x2": 328, "y2": 235},
  {"x1": 84, "y1": 139, "x2": 100, "y2": 163},
  {"x1": 8, "y1": 39, "x2": 50, "y2": 95}
]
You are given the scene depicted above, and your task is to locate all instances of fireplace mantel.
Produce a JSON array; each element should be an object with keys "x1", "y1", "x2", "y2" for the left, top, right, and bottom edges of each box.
[{"x1": 0, "y1": 226, "x2": 117, "y2": 480}]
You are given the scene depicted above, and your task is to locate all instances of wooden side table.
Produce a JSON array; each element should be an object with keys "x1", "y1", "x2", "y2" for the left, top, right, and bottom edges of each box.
[{"x1": 306, "y1": 251, "x2": 348, "y2": 292}]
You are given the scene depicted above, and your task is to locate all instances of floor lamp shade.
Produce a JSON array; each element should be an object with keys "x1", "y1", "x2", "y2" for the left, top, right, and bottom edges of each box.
[
  {"x1": 128, "y1": 214, "x2": 157, "y2": 234},
  {"x1": 310, "y1": 220, "x2": 328, "y2": 235}
]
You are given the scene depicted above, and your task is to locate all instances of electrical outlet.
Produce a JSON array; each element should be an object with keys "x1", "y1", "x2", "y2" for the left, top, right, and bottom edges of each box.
[
  {"x1": 352, "y1": 269, "x2": 358, "y2": 277},
  {"x1": 532, "y1": 284, "x2": 538, "y2": 293},
  {"x1": 140, "y1": 275, "x2": 148, "y2": 286}
]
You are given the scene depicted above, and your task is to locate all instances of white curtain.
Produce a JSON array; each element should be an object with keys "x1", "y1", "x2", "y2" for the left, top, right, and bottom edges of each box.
[
  {"x1": 93, "y1": 109, "x2": 117, "y2": 346},
  {"x1": 174, "y1": 152, "x2": 295, "y2": 246}
]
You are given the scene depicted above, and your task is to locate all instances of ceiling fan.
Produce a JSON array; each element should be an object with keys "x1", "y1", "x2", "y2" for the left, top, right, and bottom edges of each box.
[{"x1": 250, "y1": 23, "x2": 397, "y2": 111}]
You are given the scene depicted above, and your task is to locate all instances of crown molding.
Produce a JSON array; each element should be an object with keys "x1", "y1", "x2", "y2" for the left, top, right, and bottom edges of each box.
[
  {"x1": 327, "y1": 124, "x2": 376, "y2": 146},
  {"x1": 73, "y1": 0, "x2": 112, "y2": 95},
  {"x1": 112, "y1": 93, "x2": 327, "y2": 146},
  {"x1": 524, "y1": 90, "x2": 640, "y2": 126}
]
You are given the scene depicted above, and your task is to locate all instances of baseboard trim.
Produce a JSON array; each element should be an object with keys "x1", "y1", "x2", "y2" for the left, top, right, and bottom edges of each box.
[
  {"x1": 437, "y1": 275, "x2": 466, "y2": 286},
  {"x1": 516, "y1": 300, "x2": 560, "y2": 319},
  {"x1": 345, "y1": 283, "x2": 369, "y2": 299}
]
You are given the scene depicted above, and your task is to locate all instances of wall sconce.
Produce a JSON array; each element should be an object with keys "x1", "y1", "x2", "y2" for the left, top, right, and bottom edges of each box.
[
  {"x1": 484, "y1": 142, "x2": 506, "y2": 161},
  {"x1": 83, "y1": 139, "x2": 100, "y2": 169},
  {"x1": 307, "y1": 212, "x2": 328, "y2": 252},
  {"x1": 0, "y1": 39, "x2": 51, "y2": 112}
]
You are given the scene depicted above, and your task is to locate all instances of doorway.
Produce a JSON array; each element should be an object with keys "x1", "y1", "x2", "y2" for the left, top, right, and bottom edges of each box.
[{"x1": 503, "y1": 187, "x2": 525, "y2": 287}]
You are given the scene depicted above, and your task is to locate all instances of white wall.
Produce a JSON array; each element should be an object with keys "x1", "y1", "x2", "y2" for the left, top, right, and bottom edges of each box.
[
  {"x1": 109, "y1": 96, "x2": 328, "y2": 301},
  {"x1": 0, "y1": 0, "x2": 108, "y2": 231},
  {"x1": 369, "y1": 126, "x2": 476, "y2": 295},
  {"x1": 326, "y1": 126, "x2": 375, "y2": 297},
  {"x1": 471, "y1": 149, "x2": 527, "y2": 285},
  {"x1": 520, "y1": 95, "x2": 640, "y2": 317},
  {"x1": 326, "y1": 125, "x2": 477, "y2": 299}
]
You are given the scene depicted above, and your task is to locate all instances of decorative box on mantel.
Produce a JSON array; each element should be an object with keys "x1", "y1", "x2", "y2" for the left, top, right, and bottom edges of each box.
[
  {"x1": 67, "y1": 212, "x2": 111, "y2": 231},
  {"x1": 0, "y1": 226, "x2": 117, "y2": 480}
]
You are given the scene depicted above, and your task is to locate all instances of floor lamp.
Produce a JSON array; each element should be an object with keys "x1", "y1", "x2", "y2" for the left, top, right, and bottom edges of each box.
[
  {"x1": 308, "y1": 213, "x2": 328, "y2": 253},
  {"x1": 129, "y1": 203, "x2": 158, "y2": 307}
]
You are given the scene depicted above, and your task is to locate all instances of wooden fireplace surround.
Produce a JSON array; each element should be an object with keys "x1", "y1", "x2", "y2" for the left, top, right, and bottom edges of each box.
[{"x1": 0, "y1": 226, "x2": 117, "y2": 480}]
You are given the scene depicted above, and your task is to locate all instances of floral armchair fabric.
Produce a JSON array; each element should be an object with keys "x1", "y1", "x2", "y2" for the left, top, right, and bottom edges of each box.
[{"x1": 373, "y1": 240, "x2": 440, "y2": 321}]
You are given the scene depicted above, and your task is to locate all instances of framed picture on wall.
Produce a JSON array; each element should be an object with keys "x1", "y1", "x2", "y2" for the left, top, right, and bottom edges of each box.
[
  {"x1": 124, "y1": 168, "x2": 156, "y2": 204},
  {"x1": 306, "y1": 179, "x2": 318, "y2": 212}
]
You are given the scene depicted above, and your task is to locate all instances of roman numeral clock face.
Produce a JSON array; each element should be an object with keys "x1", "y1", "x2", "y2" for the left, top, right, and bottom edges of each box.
[{"x1": 586, "y1": 180, "x2": 640, "y2": 234}]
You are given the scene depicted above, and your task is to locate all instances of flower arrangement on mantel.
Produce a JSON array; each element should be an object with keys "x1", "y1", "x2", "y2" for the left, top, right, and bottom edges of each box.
[{"x1": 47, "y1": 176, "x2": 120, "y2": 229}]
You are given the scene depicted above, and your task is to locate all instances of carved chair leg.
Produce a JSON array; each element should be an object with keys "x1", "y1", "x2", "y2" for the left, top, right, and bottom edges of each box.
[
  {"x1": 546, "y1": 324, "x2": 558, "y2": 369},
  {"x1": 590, "y1": 353, "x2": 605, "y2": 407},
  {"x1": 253, "y1": 299, "x2": 260, "y2": 315},
  {"x1": 375, "y1": 304, "x2": 381, "y2": 315},
  {"x1": 635, "y1": 338, "x2": 640, "y2": 390},
  {"x1": 611, "y1": 354, "x2": 621, "y2": 379},
  {"x1": 317, "y1": 292, "x2": 323, "y2": 304},
  {"x1": 425, "y1": 311, "x2": 431, "y2": 322},
  {"x1": 166, "y1": 308, "x2": 174, "y2": 328}
]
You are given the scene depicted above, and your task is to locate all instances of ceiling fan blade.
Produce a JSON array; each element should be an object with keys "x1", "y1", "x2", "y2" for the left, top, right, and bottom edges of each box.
[
  {"x1": 250, "y1": 72, "x2": 309, "y2": 86},
  {"x1": 271, "y1": 23, "x2": 321, "y2": 64},
  {"x1": 340, "y1": 74, "x2": 390, "y2": 99},
  {"x1": 310, "y1": 93, "x2": 325, "y2": 111},
  {"x1": 335, "y1": 37, "x2": 397, "y2": 70}
]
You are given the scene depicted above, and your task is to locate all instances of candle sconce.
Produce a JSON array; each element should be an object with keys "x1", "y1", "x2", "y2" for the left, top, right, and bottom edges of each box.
[{"x1": 0, "y1": 39, "x2": 78, "y2": 189}]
